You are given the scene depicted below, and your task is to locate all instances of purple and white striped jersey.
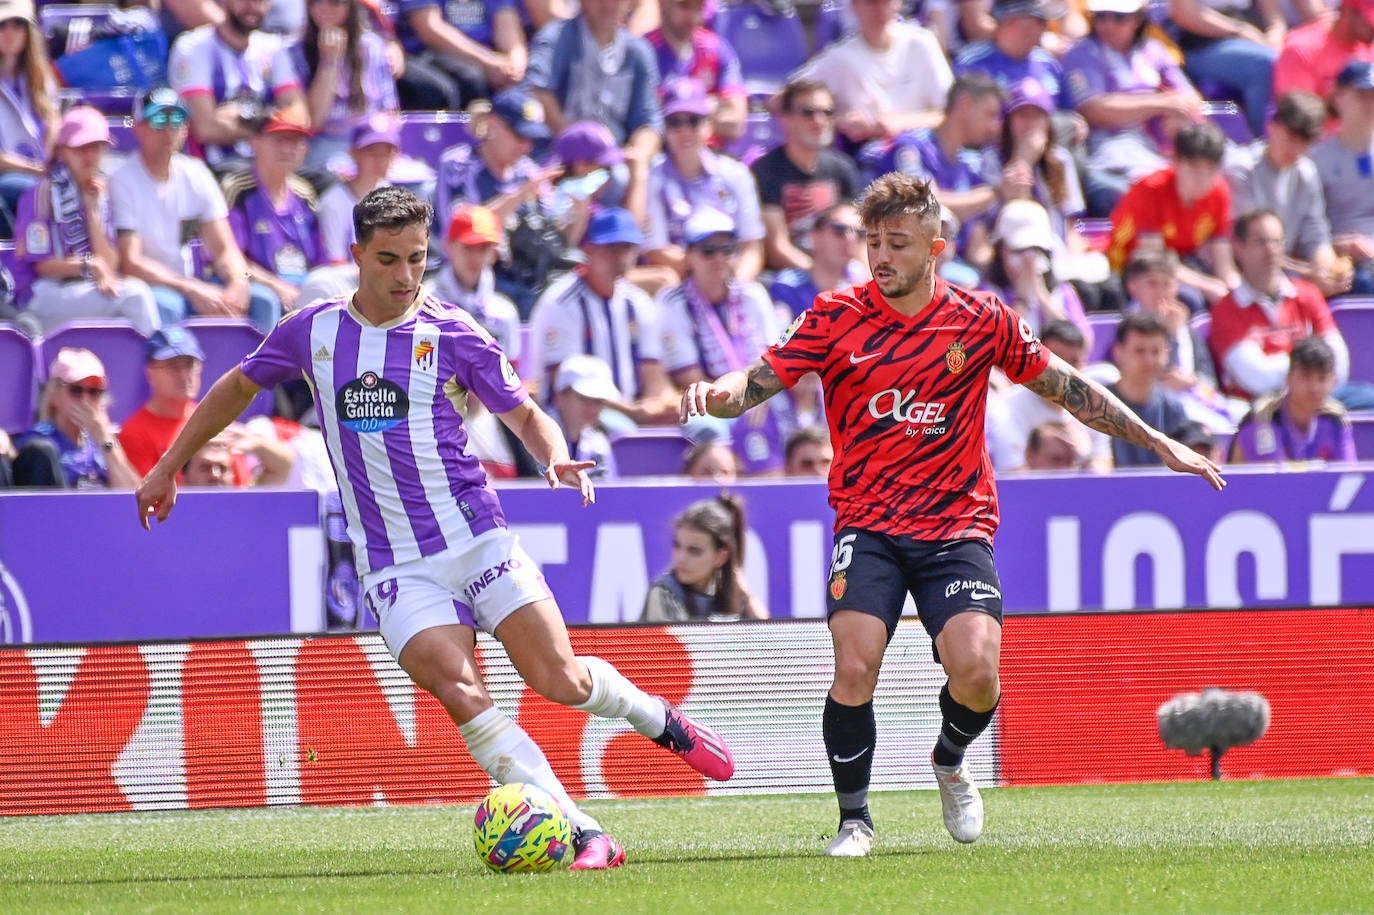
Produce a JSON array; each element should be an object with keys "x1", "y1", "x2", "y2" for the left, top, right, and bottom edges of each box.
[{"x1": 239, "y1": 292, "x2": 527, "y2": 576}]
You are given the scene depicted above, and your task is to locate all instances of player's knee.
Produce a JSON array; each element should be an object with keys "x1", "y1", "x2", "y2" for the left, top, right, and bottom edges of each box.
[
  {"x1": 948, "y1": 661, "x2": 1000, "y2": 711},
  {"x1": 832, "y1": 651, "x2": 881, "y2": 698},
  {"x1": 428, "y1": 677, "x2": 492, "y2": 723}
]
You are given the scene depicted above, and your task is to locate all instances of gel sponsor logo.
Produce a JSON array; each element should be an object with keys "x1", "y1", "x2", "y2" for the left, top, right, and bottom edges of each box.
[
  {"x1": 464, "y1": 558, "x2": 525, "y2": 602},
  {"x1": 944, "y1": 579, "x2": 1002, "y2": 601},
  {"x1": 336, "y1": 372, "x2": 409, "y2": 433},
  {"x1": 866, "y1": 389, "x2": 951, "y2": 436}
]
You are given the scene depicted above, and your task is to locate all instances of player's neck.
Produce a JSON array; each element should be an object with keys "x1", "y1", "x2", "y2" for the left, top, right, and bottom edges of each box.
[
  {"x1": 352, "y1": 288, "x2": 418, "y2": 327},
  {"x1": 881, "y1": 277, "x2": 936, "y2": 317}
]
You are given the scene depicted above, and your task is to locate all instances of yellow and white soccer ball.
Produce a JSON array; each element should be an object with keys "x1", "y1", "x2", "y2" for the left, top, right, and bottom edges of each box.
[{"x1": 472, "y1": 783, "x2": 573, "y2": 873}]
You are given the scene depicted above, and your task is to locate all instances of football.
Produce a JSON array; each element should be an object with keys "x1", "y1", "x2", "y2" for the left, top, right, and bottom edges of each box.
[{"x1": 472, "y1": 783, "x2": 574, "y2": 873}]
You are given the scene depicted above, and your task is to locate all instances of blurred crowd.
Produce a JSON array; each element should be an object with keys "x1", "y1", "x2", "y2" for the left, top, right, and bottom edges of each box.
[{"x1": 2, "y1": 0, "x2": 1374, "y2": 495}]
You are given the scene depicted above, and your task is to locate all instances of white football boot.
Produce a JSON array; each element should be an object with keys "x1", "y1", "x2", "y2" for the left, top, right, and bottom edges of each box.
[
  {"x1": 824, "y1": 819, "x2": 874, "y2": 857},
  {"x1": 932, "y1": 756, "x2": 984, "y2": 843}
]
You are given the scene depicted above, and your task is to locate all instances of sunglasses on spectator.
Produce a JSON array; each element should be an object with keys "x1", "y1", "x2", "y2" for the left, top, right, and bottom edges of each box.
[
  {"x1": 146, "y1": 109, "x2": 189, "y2": 129},
  {"x1": 821, "y1": 222, "x2": 866, "y2": 239},
  {"x1": 794, "y1": 106, "x2": 836, "y2": 119},
  {"x1": 694, "y1": 241, "x2": 738, "y2": 257},
  {"x1": 1095, "y1": 11, "x2": 1137, "y2": 21},
  {"x1": 665, "y1": 114, "x2": 705, "y2": 130},
  {"x1": 61, "y1": 382, "x2": 106, "y2": 399}
]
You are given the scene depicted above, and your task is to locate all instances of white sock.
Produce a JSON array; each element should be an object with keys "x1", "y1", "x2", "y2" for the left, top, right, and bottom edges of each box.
[
  {"x1": 573, "y1": 656, "x2": 668, "y2": 738},
  {"x1": 459, "y1": 706, "x2": 601, "y2": 834}
]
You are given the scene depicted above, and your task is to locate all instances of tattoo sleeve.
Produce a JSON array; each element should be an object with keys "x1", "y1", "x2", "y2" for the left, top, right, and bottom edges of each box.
[
  {"x1": 1022, "y1": 355, "x2": 1161, "y2": 450},
  {"x1": 727, "y1": 360, "x2": 785, "y2": 416}
]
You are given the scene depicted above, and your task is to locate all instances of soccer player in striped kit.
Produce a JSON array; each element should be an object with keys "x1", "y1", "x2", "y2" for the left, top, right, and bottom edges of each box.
[
  {"x1": 135, "y1": 186, "x2": 734, "y2": 870},
  {"x1": 682, "y1": 172, "x2": 1225, "y2": 857}
]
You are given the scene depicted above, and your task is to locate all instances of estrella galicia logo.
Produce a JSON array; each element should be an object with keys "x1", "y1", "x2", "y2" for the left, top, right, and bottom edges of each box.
[{"x1": 336, "y1": 371, "x2": 410, "y2": 433}]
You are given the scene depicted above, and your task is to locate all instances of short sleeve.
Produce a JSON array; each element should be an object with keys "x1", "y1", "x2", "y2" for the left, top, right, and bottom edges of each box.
[
  {"x1": 109, "y1": 164, "x2": 139, "y2": 232},
  {"x1": 188, "y1": 159, "x2": 230, "y2": 222},
  {"x1": 762, "y1": 306, "x2": 831, "y2": 388},
  {"x1": 655, "y1": 291, "x2": 701, "y2": 375},
  {"x1": 992, "y1": 295, "x2": 1050, "y2": 384},
  {"x1": 270, "y1": 42, "x2": 302, "y2": 95},
  {"x1": 1302, "y1": 284, "x2": 1338, "y2": 335},
  {"x1": 730, "y1": 164, "x2": 766, "y2": 243},
  {"x1": 452, "y1": 330, "x2": 528, "y2": 415},
  {"x1": 644, "y1": 164, "x2": 671, "y2": 249},
  {"x1": 239, "y1": 310, "x2": 312, "y2": 388},
  {"x1": 751, "y1": 153, "x2": 783, "y2": 206},
  {"x1": 715, "y1": 38, "x2": 746, "y2": 96},
  {"x1": 1063, "y1": 42, "x2": 1107, "y2": 109},
  {"x1": 168, "y1": 32, "x2": 212, "y2": 97},
  {"x1": 627, "y1": 287, "x2": 664, "y2": 362},
  {"x1": 527, "y1": 284, "x2": 580, "y2": 375},
  {"x1": 524, "y1": 20, "x2": 564, "y2": 92},
  {"x1": 626, "y1": 42, "x2": 664, "y2": 135}
]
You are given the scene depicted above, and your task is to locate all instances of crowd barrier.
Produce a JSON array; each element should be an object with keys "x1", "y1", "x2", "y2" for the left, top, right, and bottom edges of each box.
[
  {"x1": 3, "y1": 609, "x2": 1371, "y2": 816},
  {"x1": 2, "y1": 469, "x2": 1374, "y2": 640},
  {"x1": 2, "y1": 468, "x2": 1374, "y2": 645}
]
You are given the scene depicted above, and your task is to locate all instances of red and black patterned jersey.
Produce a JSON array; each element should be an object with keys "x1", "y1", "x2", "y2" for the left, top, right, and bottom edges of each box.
[{"x1": 763, "y1": 278, "x2": 1050, "y2": 542}]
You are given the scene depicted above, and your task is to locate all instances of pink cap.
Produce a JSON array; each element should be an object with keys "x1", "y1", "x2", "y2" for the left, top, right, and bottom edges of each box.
[
  {"x1": 50, "y1": 347, "x2": 107, "y2": 387},
  {"x1": 56, "y1": 106, "x2": 113, "y2": 149}
]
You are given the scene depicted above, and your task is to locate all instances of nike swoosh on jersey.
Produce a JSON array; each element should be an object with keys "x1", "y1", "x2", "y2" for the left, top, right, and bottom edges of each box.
[{"x1": 848, "y1": 351, "x2": 883, "y2": 364}]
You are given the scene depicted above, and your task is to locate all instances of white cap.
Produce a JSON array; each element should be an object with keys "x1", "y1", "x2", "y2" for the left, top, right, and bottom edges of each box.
[
  {"x1": 683, "y1": 208, "x2": 737, "y2": 247},
  {"x1": 554, "y1": 354, "x2": 621, "y2": 401},
  {"x1": 1086, "y1": 0, "x2": 1146, "y2": 12},
  {"x1": 994, "y1": 199, "x2": 1054, "y2": 251}
]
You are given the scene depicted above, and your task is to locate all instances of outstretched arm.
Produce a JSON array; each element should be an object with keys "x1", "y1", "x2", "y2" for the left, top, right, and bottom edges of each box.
[
  {"x1": 1022, "y1": 353, "x2": 1227, "y2": 491},
  {"x1": 679, "y1": 359, "x2": 785, "y2": 422},
  {"x1": 496, "y1": 399, "x2": 596, "y2": 506},
  {"x1": 135, "y1": 368, "x2": 263, "y2": 528}
]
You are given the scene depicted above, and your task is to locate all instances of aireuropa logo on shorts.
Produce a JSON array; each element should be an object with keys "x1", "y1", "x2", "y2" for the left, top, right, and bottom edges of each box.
[
  {"x1": 867, "y1": 389, "x2": 951, "y2": 436},
  {"x1": 0, "y1": 560, "x2": 32, "y2": 644},
  {"x1": 944, "y1": 579, "x2": 1001, "y2": 602},
  {"x1": 336, "y1": 372, "x2": 410, "y2": 433}
]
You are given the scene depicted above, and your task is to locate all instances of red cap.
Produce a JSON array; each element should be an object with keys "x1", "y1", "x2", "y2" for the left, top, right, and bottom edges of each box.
[
  {"x1": 261, "y1": 110, "x2": 314, "y2": 139},
  {"x1": 447, "y1": 205, "x2": 503, "y2": 245}
]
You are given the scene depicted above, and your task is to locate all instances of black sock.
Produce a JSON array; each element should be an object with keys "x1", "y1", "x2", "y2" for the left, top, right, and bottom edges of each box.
[
  {"x1": 932, "y1": 682, "x2": 998, "y2": 768},
  {"x1": 823, "y1": 695, "x2": 875, "y2": 828}
]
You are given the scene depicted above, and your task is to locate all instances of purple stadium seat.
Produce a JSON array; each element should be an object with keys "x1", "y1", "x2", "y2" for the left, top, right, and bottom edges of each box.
[
  {"x1": 399, "y1": 111, "x2": 475, "y2": 166},
  {"x1": 106, "y1": 115, "x2": 136, "y2": 151},
  {"x1": 1331, "y1": 300, "x2": 1374, "y2": 384},
  {"x1": 1190, "y1": 311, "x2": 1211, "y2": 344},
  {"x1": 0, "y1": 325, "x2": 38, "y2": 434},
  {"x1": 610, "y1": 429, "x2": 694, "y2": 477},
  {"x1": 1086, "y1": 312, "x2": 1121, "y2": 365},
  {"x1": 720, "y1": 106, "x2": 782, "y2": 164},
  {"x1": 1075, "y1": 218, "x2": 1113, "y2": 253},
  {"x1": 813, "y1": 0, "x2": 849, "y2": 52},
  {"x1": 1202, "y1": 100, "x2": 1251, "y2": 145},
  {"x1": 179, "y1": 318, "x2": 272, "y2": 419},
  {"x1": 38, "y1": 321, "x2": 150, "y2": 425},
  {"x1": 1351, "y1": 412, "x2": 1374, "y2": 459},
  {"x1": 712, "y1": 1, "x2": 809, "y2": 95}
]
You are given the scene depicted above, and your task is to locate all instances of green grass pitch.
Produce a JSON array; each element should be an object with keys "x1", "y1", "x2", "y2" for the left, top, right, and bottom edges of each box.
[{"x1": 4, "y1": 780, "x2": 1372, "y2": 914}]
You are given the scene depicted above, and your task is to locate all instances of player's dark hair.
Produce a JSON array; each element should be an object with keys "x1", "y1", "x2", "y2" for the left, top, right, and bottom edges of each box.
[
  {"x1": 784, "y1": 425, "x2": 830, "y2": 463},
  {"x1": 1115, "y1": 310, "x2": 1170, "y2": 345},
  {"x1": 676, "y1": 494, "x2": 749, "y2": 619},
  {"x1": 1290, "y1": 335, "x2": 1336, "y2": 374},
  {"x1": 1173, "y1": 121, "x2": 1226, "y2": 164},
  {"x1": 858, "y1": 172, "x2": 943, "y2": 237},
  {"x1": 354, "y1": 186, "x2": 433, "y2": 245},
  {"x1": 1234, "y1": 208, "x2": 1283, "y2": 243}
]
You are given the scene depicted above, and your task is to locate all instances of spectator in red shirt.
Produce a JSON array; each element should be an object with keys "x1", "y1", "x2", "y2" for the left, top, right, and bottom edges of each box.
[
  {"x1": 1208, "y1": 209, "x2": 1349, "y2": 400},
  {"x1": 1108, "y1": 121, "x2": 1239, "y2": 306},
  {"x1": 1273, "y1": 0, "x2": 1374, "y2": 127},
  {"x1": 118, "y1": 326, "x2": 207, "y2": 477}
]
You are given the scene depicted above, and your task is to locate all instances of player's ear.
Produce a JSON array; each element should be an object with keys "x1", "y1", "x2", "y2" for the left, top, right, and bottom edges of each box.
[
  {"x1": 930, "y1": 237, "x2": 948, "y2": 258},
  {"x1": 350, "y1": 242, "x2": 362, "y2": 268}
]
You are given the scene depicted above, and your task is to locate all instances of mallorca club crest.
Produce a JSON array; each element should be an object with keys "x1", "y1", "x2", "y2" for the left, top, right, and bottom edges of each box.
[
  {"x1": 945, "y1": 341, "x2": 967, "y2": 375},
  {"x1": 829, "y1": 572, "x2": 847, "y2": 601}
]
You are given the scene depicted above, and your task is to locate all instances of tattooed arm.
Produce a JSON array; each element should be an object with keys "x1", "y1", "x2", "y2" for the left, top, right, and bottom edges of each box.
[
  {"x1": 1023, "y1": 353, "x2": 1227, "y2": 490},
  {"x1": 679, "y1": 359, "x2": 786, "y2": 422}
]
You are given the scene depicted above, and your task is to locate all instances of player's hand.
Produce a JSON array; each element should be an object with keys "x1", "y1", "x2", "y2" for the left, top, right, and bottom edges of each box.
[
  {"x1": 1155, "y1": 436, "x2": 1227, "y2": 491},
  {"x1": 680, "y1": 381, "x2": 732, "y2": 423},
  {"x1": 545, "y1": 460, "x2": 597, "y2": 506},
  {"x1": 136, "y1": 469, "x2": 179, "y2": 530}
]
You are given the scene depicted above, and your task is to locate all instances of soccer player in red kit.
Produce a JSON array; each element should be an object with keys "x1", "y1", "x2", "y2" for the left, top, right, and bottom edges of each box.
[{"x1": 681, "y1": 173, "x2": 1226, "y2": 857}]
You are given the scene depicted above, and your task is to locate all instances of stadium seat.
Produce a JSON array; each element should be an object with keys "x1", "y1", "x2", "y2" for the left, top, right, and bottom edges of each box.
[
  {"x1": 1331, "y1": 299, "x2": 1374, "y2": 383},
  {"x1": 0, "y1": 325, "x2": 38, "y2": 434},
  {"x1": 1351, "y1": 411, "x2": 1374, "y2": 459},
  {"x1": 609, "y1": 429, "x2": 693, "y2": 477},
  {"x1": 398, "y1": 111, "x2": 475, "y2": 165},
  {"x1": 713, "y1": 1, "x2": 810, "y2": 96},
  {"x1": 1086, "y1": 312, "x2": 1121, "y2": 365},
  {"x1": 40, "y1": 3, "x2": 119, "y2": 41},
  {"x1": 1189, "y1": 311, "x2": 1211, "y2": 343},
  {"x1": 1074, "y1": 218, "x2": 1113, "y2": 254},
  {"x1": 812, "y1": 0, "x2": 849, "y2": 52},
  {"x1": 720, "y1": 106, "x2": 783, "y2": 165},
  {"x1": 38, "y1": 321, "x2": 150, "y2": 425},
  {"x1": 179, "y1": 318, "x2": 272, "y2": 419},
  {"x1": 0, "y1": 239, "x2": 16, "y2": 278}
]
